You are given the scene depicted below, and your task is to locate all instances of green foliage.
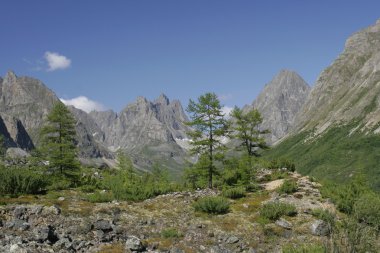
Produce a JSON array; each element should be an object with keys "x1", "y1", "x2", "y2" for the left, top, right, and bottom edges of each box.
[
  {"x1": 161, "y1": 228, "x2": 182, "y2": 238},
  {"x1": 193, "y1": 196, "x2": 230, "y2": 214},
  {"x1": 260, "y1": 202, "x2": 297, "y2": 220},
  {"x1": 0, "y1": 166, "x2": 48, "y2": 195},
  {"x1": 282, "y1": 244, "x2": 326, "y2": 253},
  {"x1": 265, "y1": 122, "x2": 380, "y2": 190},
  {"x1": 40, "y1": 102, "x2": 79, "y2": 174},
  {"x1": 320, "y1": 177, "x2": 369, "y2": 214},
  {"x1": 186, "y1": 92, "x2": 229, "y2": 188},
  {"x1": 311, "y1": 208, "x2": 336, "y2": 227},
  {"x1": 0, "y1": 134, "x2": 5, "y2": 159},
  {"x1": 230, "y1": 106, "x2": 269, "y2": 157},
  {"x1": 86, "y1": 191, "x2": 114, "y2": 203},
  {"x1": 222, "y1": 186, "x2": 246, "y2": 199},
  {"x1": 353, "y1": 192, "x2": 380, "y2": 228},
  {"x1": 277, "y1": 179, "x2": 298, "y2": 194},
  {"x1": 116, "y1": 149, "x2": 136, "y2": 181},
  {"x1": 267, "y1": 158, "x2": 296, "y2": 172}
]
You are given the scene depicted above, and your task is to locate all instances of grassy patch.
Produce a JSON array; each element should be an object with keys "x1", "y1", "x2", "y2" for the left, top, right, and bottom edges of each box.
[
  {"x1": 265, "y1": 122, "x2": 380, "y2": 191},
  {"x1": 222, "y1": 187, "x2": 246, "y2": 199},
  {"x1": 260, "y1": 202, "x2": 297, "y2": 221},
  {"x1": 277, "y1": 179, "x2": 298, "y2": 194},
  {"x1": 193, "y1": 196, "x2": 230, "y2": 215}
]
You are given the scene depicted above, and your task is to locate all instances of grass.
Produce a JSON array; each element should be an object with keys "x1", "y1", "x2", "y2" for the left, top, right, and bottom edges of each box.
[
  {"x1": 282, "y1": 243, "x2": 326, "y2": 253},
  {"x1": 193, "y1": 196, "x2": 230, "y2": 215},
  {"x1": 222, "y1": 187, "x2": 246, "y2": 199},
  {"x1": 260, "y1": 202, "x2": 297, "y2": 221},
  {"x1": 277, "y1": 179, "x2": 298, "y2": 194},
  {"x1": 161, "y1": 228, "x2": 182, "y2": 238},
  {"x1": 264, "y1": 122, "x2": 380, "y2": 191}
]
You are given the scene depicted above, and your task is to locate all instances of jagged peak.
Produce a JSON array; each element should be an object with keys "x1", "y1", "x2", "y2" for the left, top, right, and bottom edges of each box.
[
  {"x1": 155, "y1": 93, "x2": 170, "y2": 105},
  {"x1": 4, "y1": 70, "x2": 17, "y2": 83},
  {"x1": 136, "y1": 96, "x2": 148, "y2": 104}
]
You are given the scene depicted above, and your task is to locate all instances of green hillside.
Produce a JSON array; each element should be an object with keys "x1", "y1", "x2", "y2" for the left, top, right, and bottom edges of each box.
[{"x1": 265, "y1": 122, "x2": 380, "y2": 191}]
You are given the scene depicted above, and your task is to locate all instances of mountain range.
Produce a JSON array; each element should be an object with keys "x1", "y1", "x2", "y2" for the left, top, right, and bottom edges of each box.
[{"x1": 2, "y1": 19, "x2": 380, "y2": 187}]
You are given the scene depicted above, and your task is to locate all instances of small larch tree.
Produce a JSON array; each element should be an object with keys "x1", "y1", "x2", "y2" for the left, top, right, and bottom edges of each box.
[
  {"x1": 40, "y1": 102, "x2": 79, "y2": 174},
  {"x1": 231, "y1": 106, "x2": 269, "y2": 158},
  {"x1": 186, "y1": 92, "x2": 228, "y2": 188}
]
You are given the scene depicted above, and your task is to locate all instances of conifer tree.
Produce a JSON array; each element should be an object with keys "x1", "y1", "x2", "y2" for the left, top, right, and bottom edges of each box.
[
  {"x1": 231, "y1": 106, "x2": 269, "y2": 158},
  {"x1": 186, "y1": 92, "x2": 228, "y2": 188},
  {"x1": 40, "y1": 103, "x2": 79, "y2": 174}
]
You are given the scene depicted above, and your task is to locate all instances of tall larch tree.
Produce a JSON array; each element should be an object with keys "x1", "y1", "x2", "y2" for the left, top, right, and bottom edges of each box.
[
  {"x1": 186, "y1": 92, "x2": 228, "y2": 188},
  {"x1": 40, "y1": 102, "x2": 79, "y2": 174}
]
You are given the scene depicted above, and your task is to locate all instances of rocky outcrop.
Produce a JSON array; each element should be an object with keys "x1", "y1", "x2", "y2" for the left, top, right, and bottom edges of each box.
[
  {"x1": 0, "y1": 71, "x2": 110, "y2": 160},
  {"x1": 246, "y1": 70, "x2": 310, "y2": 144},
  {"x1": 293, "y1": 19, "x2": 380, "y2": 135}
]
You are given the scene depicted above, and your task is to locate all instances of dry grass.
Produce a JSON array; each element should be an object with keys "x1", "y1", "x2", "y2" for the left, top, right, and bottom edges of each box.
[{"x1": 97, "y1": 243, "x2": 124, "y2": 253}]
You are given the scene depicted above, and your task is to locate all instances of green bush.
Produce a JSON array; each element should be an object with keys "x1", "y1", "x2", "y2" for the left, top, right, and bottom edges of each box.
[
  {"x1": 311, "y1": 208, "x2": 335, "y2": 226},
  {"x1": 193, "y1": 196, "x2": 230, "y2": 214},
  {"x1": 260, "y1": 202, "x2": 297, "y2": 220},
  {"x1": 222, "y1": 187, "x2": 246, "y2": 199},
  {"x1": 161, "y1": 228, "x2": 182, "y2": 238},
  {"x1": 282, "y1": 243, "x2": 325, "y2": 253},
  {"x1": 0, "y1": 167, "x2": 48, "y2": 195},
  {"x1": 245, "y1": 183, "x2": 261, "y2": 192},
  {"x1": 353, "y1": 192, "x2": 380, "y2": 228},
  {"x1": 86, "y1": 191, "x2": 114, "y2": 203},
  {"x1": 277, "y1": 179, "x2": 298, "y2": 194}
]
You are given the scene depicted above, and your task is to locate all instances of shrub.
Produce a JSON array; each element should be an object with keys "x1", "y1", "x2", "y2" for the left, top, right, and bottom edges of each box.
[
  {"x1": 353, "y1": 193, "x2": 380, "y2": 228},
  {"x1": 161, "y1": 228, "x2": 182, "y2": 238},
  {"x1": 193, "y1": 196, "x2": 230, "y2": 214},
  {"x1": 222, "y1": 187, "x2": 246, "y2": 199},
  {"x1": 245, "y1": 183, "x2": 261, "y2": 192},
  {"x1": 0, "y1": 167, "x2": 48, "y2": 195},
  {"x1": 277, "y1": 179, "x2": 298, "y2": 194},
  {"x1": 260, "y1": 202, "x2": 297, "y2": 220},
  {"x1": 86, "y1": 191, "x2": 114, "y2": 203},
  {"x1": 311, "y1": 208, "x2": 335, "y2": 226}
]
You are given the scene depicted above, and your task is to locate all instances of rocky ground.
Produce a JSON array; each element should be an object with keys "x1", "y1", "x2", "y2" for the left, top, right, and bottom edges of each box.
[{"x1": 0, "y1": 172, "x2": 336, "y2": 253}]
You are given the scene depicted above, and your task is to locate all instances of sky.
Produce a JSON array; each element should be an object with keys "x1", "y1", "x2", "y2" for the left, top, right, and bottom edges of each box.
[{"x1": 1, "y1": 1, "x2": 380, "y2": 113}]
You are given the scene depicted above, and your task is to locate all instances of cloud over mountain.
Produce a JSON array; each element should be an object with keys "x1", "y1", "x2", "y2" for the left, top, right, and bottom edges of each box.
[{"x1": 60, "y1": 96, "x2": 106, "y2": 113}]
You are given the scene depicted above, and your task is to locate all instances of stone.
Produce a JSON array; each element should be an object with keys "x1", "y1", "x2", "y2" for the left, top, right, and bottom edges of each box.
[
  {"x1": 36, "y1": 226, "x2": 59, "y2": 244},
  {"x1": 13, "y1": 206, "x2": 27, "y2": 220},
  {"x1": 226, "y1": 235, "x2": 239, "y2": 244},
  {"x1": 310, "y1": 220, "x2": 330, "y2": 236},
  {"x1": 9, "y1": 244, "x2": 28, "y2": 253},
  {"x1": 94, "y1": 219, "x2": 112, "y2": 232},
  {"x1": 125, "y1": 236, "x2": 144, "y2": 251},
  {"x1": 42, "y1": 205, "x2": 61, "y2": 215},
  {"x1": 275, "y1": 218, "x2": 292, "y2": 230}
]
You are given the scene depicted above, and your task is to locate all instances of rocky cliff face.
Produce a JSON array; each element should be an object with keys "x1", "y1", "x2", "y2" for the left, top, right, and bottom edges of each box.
[
  {"x1": 88, "y1": 94, "x2": 190, "y2": 174},
  {"x1": 0, "y1": 71, "x2": 110, "y2": 160},
  {"x1": 246, "y1": 70, "x2": 310, "y2": 144},
  {"x1": 293, "y1": 19, "x2": 380, "y2": 135}
]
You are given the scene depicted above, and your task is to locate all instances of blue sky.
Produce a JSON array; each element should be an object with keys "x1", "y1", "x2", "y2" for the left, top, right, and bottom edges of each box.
[{"x1": 1, "y1": 1, "x2": 380, "y2": 113}]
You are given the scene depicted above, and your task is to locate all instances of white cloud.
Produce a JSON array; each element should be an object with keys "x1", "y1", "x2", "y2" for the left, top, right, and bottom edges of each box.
[
  {"x1": 221, "y1": 106, "x2": 233, "y2": 117},
  {"x1": 44, "y1": 51, "x2": 71, "y2": 71},
  {"x1": 60, "y1": 96, "x2": 106, "y2": 113}
]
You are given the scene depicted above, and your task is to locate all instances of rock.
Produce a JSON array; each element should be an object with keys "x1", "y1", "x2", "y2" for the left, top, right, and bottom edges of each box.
[
  {"x1": 170, "y1": 247, "x2": 185, "y2": 253},
  {"x1": 57, "y1": 197, "x2": 65, "y2": 201},
  {"x1": 310, "y1": 220, "x2": 330, "y2": 236},
  {"x1": 210, "y1": 246, "x2": 232, "y2": 253},
  {"x1": 42, "y1": 205, "x2": 61, "y2": 215},
  {"x1": 30, "y1": 205, "x2": 43, "y2": 215},
  {"x1": 36, "y1": 226, "x2": 59, "y2": 244},
  {"x1": 9, "y1": 244, "x2": 28, "y2": 253},
  {"x1": 275, "y1": 218, "x2": 292, "y2": 230},
  {"x1": 226, "y1": 235, "x2": 239, "y2": 244},
  {"x1": 125, "y1": 236, "x2": 144, "y2": 251},
  {"x1": 94, "y1": 219, "x2": 112, "y2": 232},
  {"x1": 13, "y1": 206, "x2": 27, "y2": 220}
]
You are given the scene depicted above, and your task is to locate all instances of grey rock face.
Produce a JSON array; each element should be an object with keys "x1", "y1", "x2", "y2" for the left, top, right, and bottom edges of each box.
[
  {"x1": 125, "y1": 235, "x2": 144, "y2": 251},
  {"x1": 293, "y1": 19, "x2": 380, "y2": 135},
  {"x1": 247, "y1": 70, "x2": 310, "y2": 144},
  {"x1": 310, "y1": 219, "x2": 330, "y2": 236}
]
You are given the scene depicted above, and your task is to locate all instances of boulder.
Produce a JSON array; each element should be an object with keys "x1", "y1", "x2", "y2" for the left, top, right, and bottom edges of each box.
[
  {"x1": 310, "y1": 220, "x2": 330, "y2": 236},
  {"x1": 125, "y1": 236, "x2": 144, "y2": 251}
]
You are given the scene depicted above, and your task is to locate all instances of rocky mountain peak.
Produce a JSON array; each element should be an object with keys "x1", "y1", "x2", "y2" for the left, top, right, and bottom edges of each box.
[
  {"x1": 249, "y1": 69, "x2": 310, "y2": 144},
  {"x1": 155, "y1": 93, "x2": 170, "y2": 105},
  {"x1": 4, "y1": 70, "x2": 17, "y2": 84}
]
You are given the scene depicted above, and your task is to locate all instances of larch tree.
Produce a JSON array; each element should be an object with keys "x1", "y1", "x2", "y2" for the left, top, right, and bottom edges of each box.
[
  {"x1": 40, "y1": 102, "x2": 79, "y2": 174},
  {"x1": 186, "y1": 92, "x2": 229, "y2": 188},
  {"x1": 230, "y1": 106, "x2": 269, "y2": 158}
]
